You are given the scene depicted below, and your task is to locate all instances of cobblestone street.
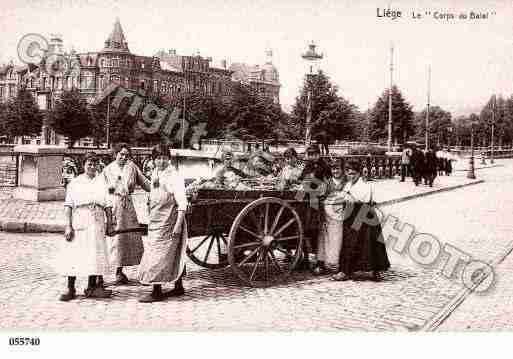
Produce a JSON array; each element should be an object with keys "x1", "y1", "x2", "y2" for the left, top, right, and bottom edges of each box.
[{"x1": 0, "y1": 161, "x2": 512, "y2": 331}]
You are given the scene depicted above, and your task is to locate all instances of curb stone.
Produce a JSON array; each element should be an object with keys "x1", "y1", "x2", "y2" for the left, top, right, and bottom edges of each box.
[
  {"x1": 377, "y1": 179, "x2": 484, "y2": 207},
  {"x1": 0, "y1": 179, "x2": 485, "y2": 234}
]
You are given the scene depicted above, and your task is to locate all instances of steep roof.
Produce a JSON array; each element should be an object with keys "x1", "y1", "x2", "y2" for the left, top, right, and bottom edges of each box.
[{"x1": 101, "y1": 18, "x2": 130, "y2": 53}]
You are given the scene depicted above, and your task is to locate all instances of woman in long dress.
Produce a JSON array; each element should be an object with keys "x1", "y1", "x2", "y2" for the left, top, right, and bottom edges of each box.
[
  {"x1": 138, "y1": 144, "x2": 188, "y2": 303},
  {"x1": 314, "y1": 159, "x2": 346, "y2": 275},
  {"x1": 57, "y1": 152, "x2": 114, "y2": 301},
  {"x1": 332, "y1": 159, "x2": 390, "y2": 281},
  {"x1": 102, "y1": 143, "x2": 151, "y2": 285}
]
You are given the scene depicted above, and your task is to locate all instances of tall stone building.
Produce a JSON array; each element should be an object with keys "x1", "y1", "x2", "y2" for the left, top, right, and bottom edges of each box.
[
  {"x1": 229, "y1": 49, "x2": 280, "y2": 104},
  {"x1": 0, "y1": 18, "x2": 281, "y2": 145}
]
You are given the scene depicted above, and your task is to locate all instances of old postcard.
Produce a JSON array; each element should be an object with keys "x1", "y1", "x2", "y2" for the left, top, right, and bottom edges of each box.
[{"x1": 1, "y1": 0, "x2": 512, "y2": 356}]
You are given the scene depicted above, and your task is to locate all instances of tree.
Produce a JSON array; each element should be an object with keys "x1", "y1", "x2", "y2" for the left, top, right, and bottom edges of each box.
[
  {"x1": 480, "y1": 94, "x2": 513, "y2": 148},
  {"x1": 313, "y1": 97, "x2": 358, "y2": 142},
  {"x1": 221, "y1": 83, "x2": 285, "y2": 143},
  {"x1": 291, "y1": 70, "x2": 358, "y2": 142},
  {"x1": 2, "y1": 87, "x2": 43, "y2": 139},
  {"x1": 414, "y1": 105, "x2": 452, "y2": 148},
  {"x1": 48, "y1": 89, "x2": 92, "y2": 147},
  {"x1": 90, "y1": 91, "x2": 140, "y2": 146},
  {"x1": 370, "y1": 85, "x2": 414, "y2": 144}
]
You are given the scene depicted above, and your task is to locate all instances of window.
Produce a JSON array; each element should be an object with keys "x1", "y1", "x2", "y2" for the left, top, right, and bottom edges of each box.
[{"x1": 101, "y1": 59, "x2": 105, "y2": 67}]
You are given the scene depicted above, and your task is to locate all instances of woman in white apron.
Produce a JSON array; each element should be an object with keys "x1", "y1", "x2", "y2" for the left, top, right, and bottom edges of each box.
[
  {"x1": 57, "y1": 152, "x2": 114, "y2": 301},
  {"x1": 314, "y1": 158, "x2": 346, "y2": 275},
  {"x1": 138, "y1": 144, "x2": 188, "y2": 303},
  {"x1": 102, "y1": 143, "x2": 151, "y2": 285}
]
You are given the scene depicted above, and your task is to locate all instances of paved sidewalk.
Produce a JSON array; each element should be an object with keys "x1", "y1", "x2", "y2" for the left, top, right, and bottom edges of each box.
[{"x1": 0, "y1": 163, "x2": 488, "y2": 232}]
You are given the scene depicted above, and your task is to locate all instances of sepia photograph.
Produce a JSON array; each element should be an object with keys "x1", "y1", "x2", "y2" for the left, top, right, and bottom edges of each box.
[{"x1": 1, "y1": 0, "x2": 512, "y2": 355}]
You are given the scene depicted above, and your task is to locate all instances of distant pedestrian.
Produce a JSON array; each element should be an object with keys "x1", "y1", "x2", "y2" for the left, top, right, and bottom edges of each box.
[
  {"x1": 102, "y1": 143, "x2": 151, "y2": 286},
  {"x1": 400, "y1": 146, "x2": 412, "y2": 182},
  {"x1": 55, "y1": 152, "x2": 114, "y2": 301},
  {"x1": 138, "y1": 144, "x2": 188, "y2": 302},
  {"x1": 424, "y1": 148, "x2": 438, "y2": 187},
  {"x1": 410, "y1": 146, "x2": 425, "y2": 186}
]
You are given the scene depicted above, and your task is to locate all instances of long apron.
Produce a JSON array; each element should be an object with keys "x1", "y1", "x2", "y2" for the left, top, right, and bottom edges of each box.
[
  {"x1": 108, "y1": 194, "x2": 144, "y2": 267},
  {"x1": 137, "y1": 184, "x2": 187, "y2": 284},
  {"x1": 317, "y1": 196, "x2": 344, "y2": 268},
  {"x1": 53, "y1": 205, "x2": 110, "y2": 276}
]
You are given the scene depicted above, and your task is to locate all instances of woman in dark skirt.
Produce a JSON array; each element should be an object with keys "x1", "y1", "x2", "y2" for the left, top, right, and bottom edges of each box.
[{"x1": 332, "y1": 160, "x2": 390, "y2": 281}]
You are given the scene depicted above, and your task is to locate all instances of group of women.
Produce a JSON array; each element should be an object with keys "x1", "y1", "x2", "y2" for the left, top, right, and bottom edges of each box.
[
  {"x1": 277, "y1": 145, "x2": 390, "y2": 281},
  {"x1": 56, "y1": 143, "x2": 187, "y2": 303},
  {"x1": 56, "y1": 143, "x2": 390, "y2": 303}
]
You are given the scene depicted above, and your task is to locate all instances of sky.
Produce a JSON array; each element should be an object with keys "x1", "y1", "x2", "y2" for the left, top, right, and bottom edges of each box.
[{"x1": 1, "y1": 0, "x2": 513, "y2": 116}]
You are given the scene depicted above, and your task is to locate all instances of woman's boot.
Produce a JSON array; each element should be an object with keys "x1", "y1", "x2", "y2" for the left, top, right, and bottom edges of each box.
[
  {"x1": 139, "y1": 284, "x2": 165, "y2": 303},
  {"x1": 85, "y1": 275, "x2": 112, "y2": 298},
  {"x1": 115, "y1": 267, "x2": 129, "y2": 285},
  {"x1": 59, "y1": 276, "x2": 77, "y2": 301}
]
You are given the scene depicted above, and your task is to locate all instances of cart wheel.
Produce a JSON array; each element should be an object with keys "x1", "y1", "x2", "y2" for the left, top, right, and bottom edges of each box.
[
  {"x1": 186, "y1": 225, "x2": 229, "y2": 269},
  {"x1": 228, "y1": 197, "x2": 303, "y2": 287}
]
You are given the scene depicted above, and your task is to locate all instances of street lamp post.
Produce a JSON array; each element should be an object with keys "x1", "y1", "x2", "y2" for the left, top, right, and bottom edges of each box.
[
  {"x1": 106, "y1": 94, "x2": 111, "y2": 149},
  {"x1": 467, "y1": 124, "x2": 476, "y2": 179},
  {"x1": 491, "y1": 94, "x2": 495, "y2": 164},
  {"x1": 387, "y1": 43, "x2": 394, "y2": 152},
  {"x1": 302, "y1": 42, "x2": 323, "y2": 147},
  {"x1": 425, "y1": 64, "x2": 431, "y2": 151}
]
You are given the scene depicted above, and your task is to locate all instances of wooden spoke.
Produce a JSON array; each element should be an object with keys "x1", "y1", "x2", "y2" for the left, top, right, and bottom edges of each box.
[
  {"x1": 264, "y1": 203, "x2": 270, "y2": 235},
  {"x1": 268, "y1": 250, "x2": 284, "y2": 274},
  {"x1": 232, "y1": 241, "x2": 261, "y2": 250},
  {"x1": 238, "y1": 246, "x2": 260, "y2": 266},
  {"x1": 264, "y1": 248, "x2": 269, "y2": 282},
  {"x1": 220, "y1": 234, "x2": 228, "y2": 246},
  {"x1": 203, "y1": 234, "x2": 216, "y2": 263},
  {"x1": 275, "y1": 235, "x2": 300, "y2": 242},
  {"x1": 273, "y1": 218, "x2": 297, "y2": 237},
  {"x1": 249, "y1": 249, "x2": 264, "y2": 282},
  {"x1": 238, "y1": 224, "x2": 261, "y2": 240},
  {"x1": 269, "y1": 205, "x2": 285, "y2": 235},
  {"x1": 189, "y1": 234, "x2": 211, "y2": 254},
  {"x1": 215, "y1": 235, "x2": 222, "y2": 264}
]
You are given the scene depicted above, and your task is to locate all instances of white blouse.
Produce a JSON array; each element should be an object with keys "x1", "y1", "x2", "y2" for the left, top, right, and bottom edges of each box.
[
  {"x1": 343, "y1": 177, "x2": 374, "y2": 203},
  {"x1": 64, "y1": 174, "x2": 112, "y2": 208},
  {"x1": 151, "y1": 168, "x2": 188, "y2": 211}
]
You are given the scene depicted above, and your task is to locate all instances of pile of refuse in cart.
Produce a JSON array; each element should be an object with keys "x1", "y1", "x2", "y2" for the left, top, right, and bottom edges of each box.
[{"x1": 186, "y1": 176, "x2": 302, "y2": 198}]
